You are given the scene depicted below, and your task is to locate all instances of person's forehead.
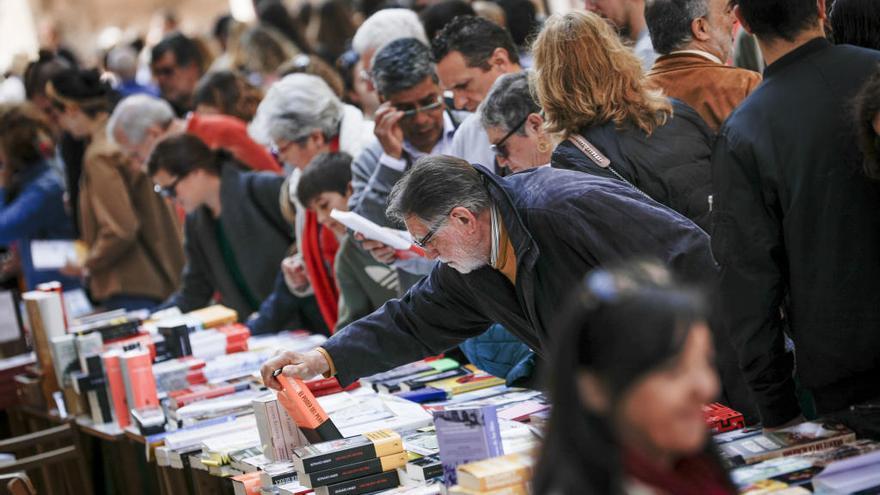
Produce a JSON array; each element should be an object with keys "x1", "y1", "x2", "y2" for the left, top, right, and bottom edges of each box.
[
  {"x1": 387, "y1": 78, "x2": 440, "y2": 105},
  {"x1": 152, "y1": 168, "x2": 174, "y2": 183},
  {"x1": 152, "y1": 51, "x2": 178, "y2": 67}
]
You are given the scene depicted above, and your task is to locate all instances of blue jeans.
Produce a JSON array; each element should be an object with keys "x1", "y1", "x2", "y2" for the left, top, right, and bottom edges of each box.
[{"x1": 102, "y1": 295, "x2": 160, "y2": 312}]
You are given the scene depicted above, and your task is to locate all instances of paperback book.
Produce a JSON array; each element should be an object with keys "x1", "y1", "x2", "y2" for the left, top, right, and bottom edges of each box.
[{"x1": 433, "y1": 406, "x2": 504, "y2": 486}]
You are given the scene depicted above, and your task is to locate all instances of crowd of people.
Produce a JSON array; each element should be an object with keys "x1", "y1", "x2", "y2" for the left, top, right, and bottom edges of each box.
[{"x1": 2, "y1": 0, "x2": 880, "y2": 492}]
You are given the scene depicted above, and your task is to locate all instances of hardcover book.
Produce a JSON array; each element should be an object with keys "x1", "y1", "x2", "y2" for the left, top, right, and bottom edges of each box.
[
  {"x1": 406, "y1": 454, "x2": 443, "y2": 482},
  {"x1": 313, "y1": 469, "x2": 399, "y2": 495},
  {"x1": 292, "y1": 429, "x2": 403, "y2": 474},
  {"x1": 433, "y1": 406, "x2": 504, "y2": 486},
  {"x1": 300, "y1": 451, "x2": 407, "y2": 488},
  {"x1": 277, "y1": 375, "x2": 343, "y2": 443},
  {"x1": 718, "y1": 421, "x2": 855, "y2": 466}
]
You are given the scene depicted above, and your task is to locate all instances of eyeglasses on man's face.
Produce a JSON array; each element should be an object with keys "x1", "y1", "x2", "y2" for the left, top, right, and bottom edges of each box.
[
  {"x1": 396, "y1": 95, "x2": 444, "y2": 121},
  {"x1": 490, "y1": 115, "x2": 529, "y2": 159}
]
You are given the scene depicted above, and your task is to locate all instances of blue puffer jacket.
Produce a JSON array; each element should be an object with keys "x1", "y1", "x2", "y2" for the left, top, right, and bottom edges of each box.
[
  {"x1": 459, "y1": 324, "x2": 535, "y2": 386},
  {"x1": 0, "y1": 160, "x2": 80, "y2": 290}
]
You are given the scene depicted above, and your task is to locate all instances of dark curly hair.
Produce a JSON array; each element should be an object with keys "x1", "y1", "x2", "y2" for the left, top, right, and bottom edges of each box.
[{"x1": 854, "y1": 68, "x2": 880, "y2": 179}]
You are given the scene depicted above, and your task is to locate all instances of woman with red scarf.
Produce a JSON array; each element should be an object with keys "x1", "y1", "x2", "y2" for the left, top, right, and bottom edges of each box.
[{"x1": 534, "y1": 263, "x2": 736, "y2": 495}]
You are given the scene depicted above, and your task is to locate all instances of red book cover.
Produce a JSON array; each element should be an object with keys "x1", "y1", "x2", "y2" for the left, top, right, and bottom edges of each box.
[
  {"x1": 102, "y1": 351, "x2": 130, "y2": 428},
  {"x1": 123, "y1": 349, "x2": 159, "y2": 411},
  {"x1": 703, "y1": 402, "x2": 745, "y2": 433},
  {"x1": 277, "y1": 375, "x2": 342, "y2": 443}
]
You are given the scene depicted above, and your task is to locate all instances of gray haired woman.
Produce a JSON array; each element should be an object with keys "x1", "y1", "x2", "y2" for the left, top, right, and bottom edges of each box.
[{"x1": 478, "y1": 71, "x2": 553, "y2": 173}]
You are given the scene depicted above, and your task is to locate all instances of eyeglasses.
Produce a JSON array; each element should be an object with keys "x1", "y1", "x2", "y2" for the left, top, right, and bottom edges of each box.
[
  {"x1": 154, "y1": 176, "x2": 182, "y2": 198},
  {"x1": 412, "y1": 207, "x2": 456, "y2": 249},
  {"x1": 398, "y1": 96, "x2": 444, "y2": 120},
  {"x1": 490, "y1": 115, "x2": 528, "y2": 159},
  {"x1": 270, "y1": 135, "x2": 309, "y2": 158}
]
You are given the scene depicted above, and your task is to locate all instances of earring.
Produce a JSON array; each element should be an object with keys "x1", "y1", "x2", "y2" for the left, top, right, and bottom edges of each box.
[{"x1": 537, "y1": 140, "x2": 550, "y2": 153}]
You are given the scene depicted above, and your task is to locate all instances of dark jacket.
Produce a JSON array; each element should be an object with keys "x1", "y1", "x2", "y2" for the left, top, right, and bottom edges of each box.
[
  {"x1": 552, "y1": 99, "x2": 714, "y2": 230},
  {"x1": 323, "y1": 167, "x2": 738, "y2": 396},
  {"x1": 0, "y1": 160, "x2": 80, "y2": 290},
  {"x1": 711, "y1": 38, "x2": 880, "y2": 426},
  {"x1": 161, "y1": 164, "x2": 293, "y2": 318}
]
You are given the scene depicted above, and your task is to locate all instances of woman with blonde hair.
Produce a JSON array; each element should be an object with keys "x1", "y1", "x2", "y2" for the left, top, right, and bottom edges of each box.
[{"x1": 533, "y1": 11, "x2": 714, "y2": 229}]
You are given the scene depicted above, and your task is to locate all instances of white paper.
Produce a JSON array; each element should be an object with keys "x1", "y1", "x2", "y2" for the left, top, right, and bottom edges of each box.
[
  {"x1": 30, "y1": 240, "x2": 78, "y2": 270},
  {"x1": 330, "y1": 209, "x2": 414, "y2": 251},
  {"x1": 0, "y1": 291, "x2": 20, "y2": 343}
]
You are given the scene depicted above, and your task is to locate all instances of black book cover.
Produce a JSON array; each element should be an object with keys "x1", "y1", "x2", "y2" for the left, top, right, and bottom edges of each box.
[
  {"x1": 316, "y1": 470, "x2": 399, "y2": 495},
  {"x1": 300, "y1": 421, "x2": 344, "y2": 445}
]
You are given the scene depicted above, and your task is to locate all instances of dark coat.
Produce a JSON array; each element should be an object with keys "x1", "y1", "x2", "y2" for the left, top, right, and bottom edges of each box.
[
  {"x1": 711, "y1": 38, "x2": 880, "y2": 426},
  {"x1": 552, "y1": 99, "x2": 714, "y2": 230},
  {"x1": 322, "y1": 166, "x2": 748, "y2": 410},
  {"x1": 161, "y1": 163, "x2": 293, "y2": 318}
]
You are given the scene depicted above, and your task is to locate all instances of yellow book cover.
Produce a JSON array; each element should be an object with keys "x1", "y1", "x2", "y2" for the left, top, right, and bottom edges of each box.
[{"x1": 457, "y1": 453, "x2": 534, "y2": 492}]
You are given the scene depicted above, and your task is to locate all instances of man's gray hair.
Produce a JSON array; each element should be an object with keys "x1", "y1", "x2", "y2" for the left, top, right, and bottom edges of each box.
[
  {"x1": 106, "y1": 94, "x2": 175, "y2": 145},
  {"x1": 387, "y1": 155, "x2": 492, "y2": 226},
  {"x1": 645, "y1": 0, "x2": 710, "y2": 55},
  {"x1": 248, "y1": 73, "x2": 343, "y2": 145},
  {"x1": 106, "y1": 45, "x2": 138, "y2": 81},
  {"x1": 371, "y1": 38, "x2": 436, "y2": 99},
  {"x1": 479, "y1": 71, "x2": 540, "y2": 136},
  {"x1": 351, "y1": 8, "x2": 428, "y2": 60}
]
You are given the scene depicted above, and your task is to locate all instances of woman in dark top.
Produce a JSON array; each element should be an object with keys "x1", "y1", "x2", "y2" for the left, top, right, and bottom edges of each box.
[
  {"x1": 534, "y1": 262, "x2": 735, "y2": 495},
  {"x1": 0, "y1": 103, "x2": 80, "y2": 290},
  {"x1": 533, "y1": 11, "x2": 714, "y2": 230}
]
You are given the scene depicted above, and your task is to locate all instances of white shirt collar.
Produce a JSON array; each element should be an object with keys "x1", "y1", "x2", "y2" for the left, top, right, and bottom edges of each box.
[{"x1": 668, "y1": 49, "x2": 724, "y2": 65}]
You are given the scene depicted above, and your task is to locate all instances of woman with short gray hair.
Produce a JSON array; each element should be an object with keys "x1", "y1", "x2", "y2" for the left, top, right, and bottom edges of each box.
[{"x1": 478, "y1": 71, "x2": 553, "y2": 173}]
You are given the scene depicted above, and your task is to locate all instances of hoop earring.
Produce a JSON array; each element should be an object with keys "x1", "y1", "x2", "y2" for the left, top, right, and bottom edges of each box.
[{"x1": 537, "y1": 140, "x2": 550, "y2": 153}]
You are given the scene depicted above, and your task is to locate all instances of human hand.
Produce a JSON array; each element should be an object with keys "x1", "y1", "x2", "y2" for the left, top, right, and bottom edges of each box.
[
  {"x1": 59, "y1": 260, "x2": 87, "y2": 278},
  {"x1": 281, "y1": 255, "x2": 310, "y2": 292},
  {"x1": 260, "y1": 349, "x2": 330, "y2": 391},
  {"x1": 355, "y1": 233, "x2": 396, "y2": 264},
  {"x1": 373, "y1": 102, "x2": 405, "y2": 159}
]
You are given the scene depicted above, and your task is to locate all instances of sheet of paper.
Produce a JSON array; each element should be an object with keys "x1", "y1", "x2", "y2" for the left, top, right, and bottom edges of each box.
[
  {"x1": 0, "y1": 291, "x2": 20, "y2": 343},
  {"x1": 30, "y1": 240, "x2": 78, "y2": 270},
  {"x1": 330, "y1": 209, "x2": 414, "y2": 251}
]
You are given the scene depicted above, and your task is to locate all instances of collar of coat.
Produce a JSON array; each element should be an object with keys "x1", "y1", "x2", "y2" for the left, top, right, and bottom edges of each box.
[{"x1": 474, "y1": 166, "x2": 541, "y2": 277}]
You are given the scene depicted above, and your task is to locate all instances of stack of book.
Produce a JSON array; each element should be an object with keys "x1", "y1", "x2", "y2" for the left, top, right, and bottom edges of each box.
[
  {"x1": 449, "y1": 453, "x2": 534, "y2": 495},
  {"x1": 433, "y1": 406, "x2": 504, "y2": 487},
  {"x1": 292, "y1": 429, "x2": 406, "y2": 495},
  {"x1": 730, "y1": 437, "x2": 880, "y2": 493},
  {"x1": 253, "y1": 392, "x2": 309, "y2": 462},
  {"x1": 702, "y1": 402, "x2": 745, "y2": 433},
  {"x1": 716, "y1": 421, "x2": 856, "y2": 467}
]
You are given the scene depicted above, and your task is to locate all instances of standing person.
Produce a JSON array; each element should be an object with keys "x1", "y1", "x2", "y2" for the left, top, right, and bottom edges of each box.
[
  {"x1": 48, "y1": 68, "x2": 184, "y2": 311},
  {"x1": 432, "y1": 15, "x2": 523, "y2": 173},
  {"x1": 478, "y1": 72, "x2": 553, "y2": 173},
  {"x1": 150, "y1": 32, "x2": 205, "y2": 117},
  {"x1": 645, "y1": 0, "x2": 762, "y2": 131},
  {"x1": 712, "y1": 0, "x2": 880, "y2": 437},
  {"x1": 585, "y1": 0, "x2": 658, "y2": 70},
  {"x1": 534, "y1": 11, "x2": 714, "y2": 230},
  {"x1": 0, "y1": 103, "x2": 79, "y2": 290},
  {"x1": 534, "y1": 264, "x2": 735, "y2": 495}
]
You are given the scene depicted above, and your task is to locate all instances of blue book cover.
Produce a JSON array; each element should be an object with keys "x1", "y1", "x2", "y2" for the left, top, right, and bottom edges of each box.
[
  {"x1": 395, "y1": 387, "x2": 447, "y2": 404},
  {"x1": 432, "y1": 405, "x2": 504, "y2": 487}
]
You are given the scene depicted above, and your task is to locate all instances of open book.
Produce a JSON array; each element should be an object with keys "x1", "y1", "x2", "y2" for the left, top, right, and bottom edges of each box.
[{"x1": 330, "y1": 210, "x2": 426, "y2": 257}]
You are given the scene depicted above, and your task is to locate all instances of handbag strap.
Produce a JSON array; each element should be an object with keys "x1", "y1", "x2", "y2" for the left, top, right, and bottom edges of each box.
[{"x1": 566, "y1": 134, "x2": 654, "y2": 202}]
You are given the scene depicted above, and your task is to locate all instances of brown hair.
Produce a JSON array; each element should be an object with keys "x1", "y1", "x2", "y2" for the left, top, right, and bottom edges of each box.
[
  {"x1": 532, "y1": 11, "x2": 671, "y2": 137},
  {"x1": 278, "y1": 54, "x2": 345, "y2": 98},
  {"x1": 0, "y1": 103, "x2": 55, "y2": 196}
]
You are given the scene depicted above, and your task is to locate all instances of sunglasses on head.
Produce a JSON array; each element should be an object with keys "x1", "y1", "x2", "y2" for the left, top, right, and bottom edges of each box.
[{"x1": 490, "y1": 115, "x2": 528, "y2": 159}]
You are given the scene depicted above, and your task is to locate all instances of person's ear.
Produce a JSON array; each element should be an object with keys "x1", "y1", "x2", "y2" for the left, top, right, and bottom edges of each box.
[
  {"x1": 450, "y1": 206, "x2": 478, "y2": 231},
  {"x1": 525, "y1": 113, "x2": 544, "y2": 137},
  {"x1": 489, "y1": 47, "x2": 512, "y2": 71},
  {"x1": 577, "y1": 372, "x2": 610, "y2": 414},
  {"x1": 345, "y1": 182, "x2": 353, "y2": 199},
  {"x1": 817, "y1": 0, "x2": 828, "y2": 21},
  {"x1": 311, "y1": 130, "x2": 326, "y2": 148},
  {"x1": 691, "y1": 15, "x2": 711, "y2": 42},
  {"x1": 733, "y1": 5, "x2": 752, "y2": 34}
]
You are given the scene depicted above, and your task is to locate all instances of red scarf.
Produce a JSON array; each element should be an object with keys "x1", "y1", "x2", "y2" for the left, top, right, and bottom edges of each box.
[
  {"x1": 623, "y1": 447, "x2": 734, "y2": 495},
  {"x1": 301, "y1": 136, "x2": 342, "y2": 331}
]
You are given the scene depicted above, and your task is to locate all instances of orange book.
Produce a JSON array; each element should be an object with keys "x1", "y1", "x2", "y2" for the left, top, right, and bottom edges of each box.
[
  {"x1": 231, "y1": 471, "x2": 261, "y2": 495},
  {"x1": 276, "y1": 374, "x2": 342, "y2": 443},
  {"x1": 102, "y1": 350, "x2": 130, "y2": 428}
]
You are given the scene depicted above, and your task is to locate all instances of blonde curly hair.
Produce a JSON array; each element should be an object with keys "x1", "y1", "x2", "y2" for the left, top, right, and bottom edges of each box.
[{"x1": 532, "y1": 11, "x2": 671, "y2": 137}]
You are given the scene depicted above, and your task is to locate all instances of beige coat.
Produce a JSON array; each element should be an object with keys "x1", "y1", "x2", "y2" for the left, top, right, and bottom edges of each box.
[{"x1": 78, "y1": 118, "x2": 184, "y2": 302}]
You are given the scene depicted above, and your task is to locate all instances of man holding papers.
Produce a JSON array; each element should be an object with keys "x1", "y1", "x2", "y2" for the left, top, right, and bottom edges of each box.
[{"x1": 262, "y1": 156, "x2": 754, "y2": 417}]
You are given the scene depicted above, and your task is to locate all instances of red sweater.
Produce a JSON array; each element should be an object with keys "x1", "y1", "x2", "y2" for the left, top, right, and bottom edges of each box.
[{"x1": 186, "y1": 113, "x2": 282, "y2": 174}]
